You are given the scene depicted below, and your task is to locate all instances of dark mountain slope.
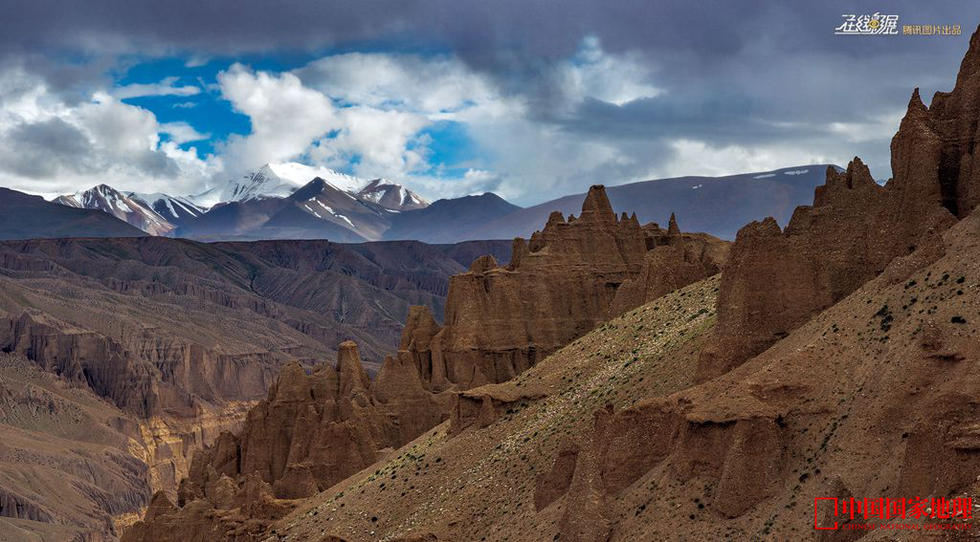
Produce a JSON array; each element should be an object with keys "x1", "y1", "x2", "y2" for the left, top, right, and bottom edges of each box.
[
  {"x1": 0, "y1": 187, "x2": 146, "y2": 240},
  {"x1": 469, "y1": 166, "x2": 833, "y2": 241},
  {"x1": 383, "y1": 192, "x2": 522, "y2": 243}
]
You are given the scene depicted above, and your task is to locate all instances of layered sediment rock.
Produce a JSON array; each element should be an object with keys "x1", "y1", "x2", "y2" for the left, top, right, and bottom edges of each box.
[
  {"x1": 0, "y1": 312, "x2": 278, "y2": 420},
  {"x1": 404, "y1": 185, "x2": 727, "y2": 391},
  {"x1": 133, "y1": 402, "x2": 253, "y2": 498},
  {"x1": 0, "y1": 235, "x2": 501, "y2": 505},
  {"x1": 0, "y1": 310, "x2": 279, "y2": 497}
]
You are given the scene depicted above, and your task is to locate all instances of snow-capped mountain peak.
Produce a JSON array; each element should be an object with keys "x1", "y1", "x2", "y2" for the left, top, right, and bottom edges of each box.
[
  {"x1": 54, "y1": 184, "x2": 175, "y2": 236},
  {"x1": 215, "y1": 162, "x2": 367, "y2": 204},
  {"x1": 266, "y1": 162, "x2": 364, "y2": 193}
]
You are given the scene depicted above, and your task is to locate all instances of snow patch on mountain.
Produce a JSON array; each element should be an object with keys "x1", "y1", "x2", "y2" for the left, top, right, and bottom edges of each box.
[
  {"x1": 128, "y1": 192, "x2": 205, "y2": 223},
  {"x1": 50, "y1": 161, "x2": 431, "y2": 239},
  {"x1": 356, "y1": 179, "x2": 429, "y2": 211},
  {"x1": 215, "y1": 162, "x2": 368, "y2": 204}
]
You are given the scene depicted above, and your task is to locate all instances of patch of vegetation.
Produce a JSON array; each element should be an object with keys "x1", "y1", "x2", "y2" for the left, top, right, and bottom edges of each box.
[{"x1": 873, "y1": 304, "x2": 893, "y2": 332}]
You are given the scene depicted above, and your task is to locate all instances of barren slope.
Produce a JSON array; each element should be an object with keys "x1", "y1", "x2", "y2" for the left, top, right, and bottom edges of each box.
[
  {"x1": 273, "y1": 275, "x2": 721, "y2": 541},
  {"x1": 267, "y1": 208, "x2": 979, "y2": 542},
  {"x1": 578, "y1": 205, "x2": 980, "y2": 541}
]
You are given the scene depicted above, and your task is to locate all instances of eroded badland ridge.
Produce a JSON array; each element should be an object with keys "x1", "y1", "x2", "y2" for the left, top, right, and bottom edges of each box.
[
  {"x1": 123, "y1": 24, "x2": 980, "y2": 542},
  {"x1": 399, "y1": 186, "x2": 727, "y2": 392}
]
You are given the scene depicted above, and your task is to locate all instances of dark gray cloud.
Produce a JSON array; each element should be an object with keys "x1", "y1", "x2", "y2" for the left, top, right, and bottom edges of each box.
[
  {"x1": 4, "y1": 1, "x2": 975, "y2": 60},
  {"x1": 1, "y1": 118, "x2": 95, "y2": 178},
  {"x1": 2, "y1": 0, "x2": 979, "y2": 198}
]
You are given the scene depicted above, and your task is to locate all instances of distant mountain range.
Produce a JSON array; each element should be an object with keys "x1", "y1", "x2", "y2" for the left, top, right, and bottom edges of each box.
[
  {"x1": 49, "y1": 162, "x2": 436, "y2": 242},
  {"x1": 179, "y1": 176, "x2": 391, "y2": 242},
  {"x1": 16, "y1": 162, "x2": 835, "y2": 243},
  {"x1": 465, "y1": 166, "x2": 837, "y2": 241},
  {"x1": 357, "y1": 179, "x2": 429, "y2": 211}
]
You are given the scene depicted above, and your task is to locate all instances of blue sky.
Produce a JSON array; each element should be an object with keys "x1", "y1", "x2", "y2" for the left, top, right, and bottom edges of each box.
[
  {"x1": 97, "y1": 50, "x2": 492, "y2": 194},
  {"x1": 0, "y1": 1, "x2": 977, "y2": 204}
]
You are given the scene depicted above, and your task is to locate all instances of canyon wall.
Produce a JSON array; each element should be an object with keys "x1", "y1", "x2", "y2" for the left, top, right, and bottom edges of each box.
[
  {"x1": 0, "y1": 236, "x2": 506, "y2": 539},
  {"x1": 123, "y1": 340, "x2": 448, "y2": 541}
]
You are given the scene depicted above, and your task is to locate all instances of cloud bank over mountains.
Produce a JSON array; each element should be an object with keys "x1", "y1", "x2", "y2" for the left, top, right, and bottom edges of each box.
[{"x1": 0, "y1": 1, "x2": 975, "y2": 204}]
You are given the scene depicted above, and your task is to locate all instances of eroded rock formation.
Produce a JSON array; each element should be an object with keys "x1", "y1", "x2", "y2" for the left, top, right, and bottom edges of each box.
[
  {"x1": 0, "y1": 235, "x2": 508, "y2": 506},
  {"x1": 699, "y1": 29, "x2": 980, "y2": 381},
  {"x1": 124, "y1": 185, "x2": 726, "y2": 541},
  {"x1": 697, "y1": 65, "x2": 980, "y2": 380},
  {"x1": 544, "y1": 25, "x2": 980, "y2": 539},
  {"x1": 556, "y1": 209, "x2": 980, "y2": 535},
  {"x1": 176, "y1": 341, "x2": 443, "y2": 505},
  {"x1": 404, "y1": 185, "x2": 728, "y2": 391},
  {"x1": 124, "y1": 340, "x2": 448, "y2": 541}
]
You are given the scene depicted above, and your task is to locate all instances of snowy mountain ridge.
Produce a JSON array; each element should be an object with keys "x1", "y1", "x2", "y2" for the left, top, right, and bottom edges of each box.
[
  {"x1": 55, "y1": 185, "x2": 176, "y2": 236},
  {"x1": 52, "y1": 162, "x2": 430, "y2": 236}
]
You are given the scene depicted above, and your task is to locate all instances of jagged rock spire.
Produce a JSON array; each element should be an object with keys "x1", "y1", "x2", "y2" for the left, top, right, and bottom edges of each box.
[
  {"x1": 817, "y1": 157, "x2": 877, "y2": 201},
  {"x1": 545, "y1": 211, "x2": 566, "y2": 228},
  {"x1": 508, "y1": 237, "x2": 529, "y2": 270},
  {"x1": 337, "y1": 340, "x2": 370, "y2": 399},
  {"x1": 906, "y1": 87, "x2": 928, "y2": 117},
  {"x1": 702, "y1": 25, "x2": 980, "y2": 381},
  {"x1": 270, "y1": 361, "x2": 312, "y2": 402},
  {"x1": 580, "y1": 185, "x2": 616, "y2": 222},
  {"x1": 399, "y1": 305, "x2": 439, "y2": 350}
]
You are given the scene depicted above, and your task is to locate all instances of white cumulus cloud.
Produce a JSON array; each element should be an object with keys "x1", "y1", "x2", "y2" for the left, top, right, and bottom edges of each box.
[
  {"x1": 217, "y1": 63, "x2": 337, "y2": 171},
  {"x1": 0, "y1": 67, "x2": 216, "y2": 198}
]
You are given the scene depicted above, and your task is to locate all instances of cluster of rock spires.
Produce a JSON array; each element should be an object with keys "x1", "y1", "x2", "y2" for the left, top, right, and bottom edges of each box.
[
  {"x1": 400, "y1": 186, "x2": 727, "y2": 391},
  {"x1": 698, "y1": 28, "x2": 980, "y2": 380},
  {"x1": 0, "y1": 234, "x2": 510, "y2": 513},
  {"x1": 123, "y1": 341, "x2": 445, "y2": 541},
  {"x1": 177, "y1": 342, "x2": 434, "y2": 502},
  {"x1": 124, "y1": 185, "x2": 727, "y2": 540}
]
